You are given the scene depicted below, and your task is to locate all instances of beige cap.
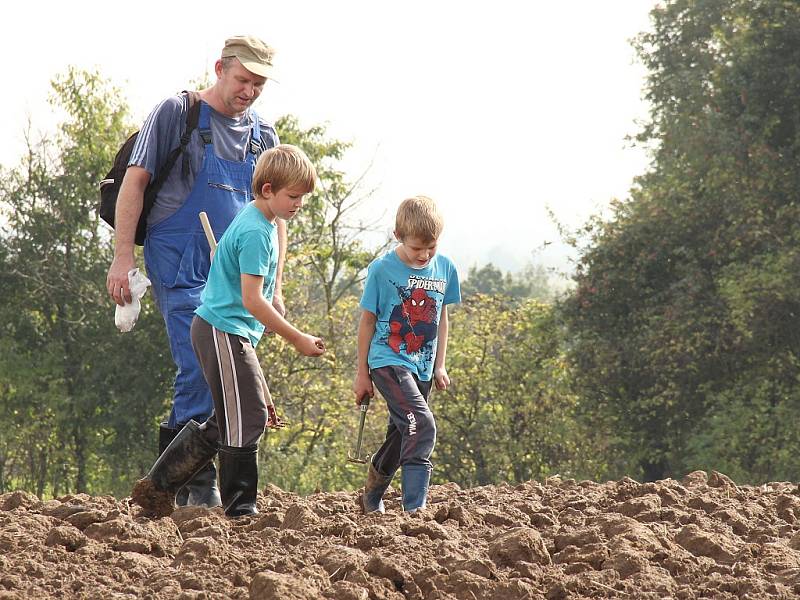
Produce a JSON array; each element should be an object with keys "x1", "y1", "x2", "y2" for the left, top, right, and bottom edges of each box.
[{"x1": 221, "y1": 35, "x2": 277, "y2": 80}]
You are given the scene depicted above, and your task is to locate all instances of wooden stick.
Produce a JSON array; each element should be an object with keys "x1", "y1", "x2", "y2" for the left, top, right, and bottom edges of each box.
[{"x1": 199, "y1": 211, "x2": 217, "y2": 251}]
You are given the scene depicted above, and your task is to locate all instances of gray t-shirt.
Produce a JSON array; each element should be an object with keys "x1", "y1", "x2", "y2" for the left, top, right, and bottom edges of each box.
[{"x1": 129, "y1": 93, "x2": 279, "y2": 227}]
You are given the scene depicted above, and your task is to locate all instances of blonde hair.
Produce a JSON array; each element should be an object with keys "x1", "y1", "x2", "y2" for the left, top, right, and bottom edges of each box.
[
  {"x1": 252, "y1": 144, "x2": 317, "y2": 197},
  {"x1": 395, "y1": 195, "x2": 444, "y2": 242}
]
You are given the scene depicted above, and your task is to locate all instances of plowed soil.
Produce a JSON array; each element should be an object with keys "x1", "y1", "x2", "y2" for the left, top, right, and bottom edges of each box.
[{"x1": 2, "y1": 470, "x2": 800, "y2": 599}]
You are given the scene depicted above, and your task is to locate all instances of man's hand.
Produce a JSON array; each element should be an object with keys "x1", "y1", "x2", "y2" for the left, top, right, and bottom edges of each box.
[
  {"x1": 352, "y1": 373, "x2": 374, "y2": 406},
  {"x1": 107, "y1": 166, "x2": 149, "y2": 306},
  {"x1": 434, "y1": 366, "x2": 450, "y2": 391},
  {"x1": 293, "y1": 333, "x2": 325, "y2": 357},
  {"x1": 107, "y1": 255, "x2": 136, "y2": 306}
]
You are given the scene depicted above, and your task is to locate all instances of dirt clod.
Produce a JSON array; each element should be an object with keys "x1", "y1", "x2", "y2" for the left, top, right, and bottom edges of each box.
[{"x1": 131, "y1": 477, "x2": 175, "y2": 518}]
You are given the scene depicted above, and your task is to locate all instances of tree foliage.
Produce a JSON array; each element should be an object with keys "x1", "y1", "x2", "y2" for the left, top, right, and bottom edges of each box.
[
  {"x1": 0, "y1": 68, "x2": 174, "y2": 495},
  {"x1": 436, "y1": 296, "x2": 599, "y2": 487},
  {"x1": 461, "y1": 262, "x2": 552, "y2": 301},
  {"x1": 561, "y1": 0, "x2": 800, "y2": 482}
]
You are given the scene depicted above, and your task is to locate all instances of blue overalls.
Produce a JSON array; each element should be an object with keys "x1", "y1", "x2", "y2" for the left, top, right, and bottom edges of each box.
[{"x1": 145, "y1": 102, "x2": 261, "y2": 428}]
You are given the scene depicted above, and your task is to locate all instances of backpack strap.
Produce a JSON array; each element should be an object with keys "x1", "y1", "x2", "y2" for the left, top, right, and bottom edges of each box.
[
  {"x1": 180, "y1": 91, "x2": 201, "y2": 177},
  {"x1": 142, "y1": 91, "x2": 201, "y2": 220},
  {"x1": 248, "y1": 110, "x2": 262, "y2": 157}
]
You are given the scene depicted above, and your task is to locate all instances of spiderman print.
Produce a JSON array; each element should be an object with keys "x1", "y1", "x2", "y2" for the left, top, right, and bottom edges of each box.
[{"x1": 387, "y1": 287, "x2": 438, "y2": 356}]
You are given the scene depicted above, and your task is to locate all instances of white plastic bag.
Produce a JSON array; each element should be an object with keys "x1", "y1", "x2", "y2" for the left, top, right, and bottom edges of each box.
[{"x1": 115, "y1": 268, "x2": 152, "y2": 333}]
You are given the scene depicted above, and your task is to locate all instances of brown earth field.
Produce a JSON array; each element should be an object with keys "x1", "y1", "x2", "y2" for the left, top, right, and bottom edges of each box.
[{"x1": 3, "y1": 470, "x2": 800, "y2": 599}]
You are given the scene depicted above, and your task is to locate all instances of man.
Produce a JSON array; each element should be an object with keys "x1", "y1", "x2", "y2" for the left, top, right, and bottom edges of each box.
[{"x1": 106, "y1": 36, "x2": 285, "y2": 507}]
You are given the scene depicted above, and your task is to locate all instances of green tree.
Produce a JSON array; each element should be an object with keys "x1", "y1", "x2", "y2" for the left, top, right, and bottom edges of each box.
[
  {"x1": 0, "y1": 68, "x2": 174, "y2": 496},
  {"x1": 461, "y1": 262, "x2": 552, "y2": 301},
  {"x1": 561, "y1": 0, "x2": 800, "y2": 482},
  {"x1": 435, "y1": 296, "x2": 598, "y2": 486}
]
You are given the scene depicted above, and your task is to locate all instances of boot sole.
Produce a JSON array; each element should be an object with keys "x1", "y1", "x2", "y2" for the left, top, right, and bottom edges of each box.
[
  {"x1": 225, "y1": 506, "x2": 258, "y2": 518},
  {"x1": 132, "y1": 478, "x2": 176, "y2": 518}
]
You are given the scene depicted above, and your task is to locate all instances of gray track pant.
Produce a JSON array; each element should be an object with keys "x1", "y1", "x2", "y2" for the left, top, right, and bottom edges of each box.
[
  {"x1": 190, "y1": 316, "x2": 269, "y2": 448},
  {"x1": 370, "y1": 365, "x2": 435, "y2": 477}
]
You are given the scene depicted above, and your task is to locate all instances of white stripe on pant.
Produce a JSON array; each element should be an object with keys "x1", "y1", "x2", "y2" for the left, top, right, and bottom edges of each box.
[{"x1": 191, "y1": 316, "x2": 269, "y2": 447}]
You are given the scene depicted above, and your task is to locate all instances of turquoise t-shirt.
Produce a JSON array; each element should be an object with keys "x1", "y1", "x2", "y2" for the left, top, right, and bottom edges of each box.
[
  {"x1": 360, "y1": 250, "x2": 461, "y2": 381},
  {"x1": 196, "y1": 202, "x2": 278, "y2": 346}
]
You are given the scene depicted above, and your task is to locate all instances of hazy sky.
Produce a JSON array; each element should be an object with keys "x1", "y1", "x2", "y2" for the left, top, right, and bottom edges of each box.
[{"x1": 1, "y1": 0, "x2": 657, "y2": 279}]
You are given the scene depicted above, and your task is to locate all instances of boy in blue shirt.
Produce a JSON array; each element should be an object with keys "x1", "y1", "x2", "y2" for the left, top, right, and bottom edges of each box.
[
  {"x1": 353, "y1": 195, "x2": 461, "y2": 513},
  {"x1": 132, "y1": 145, "x2": 325, "y2": 518}
]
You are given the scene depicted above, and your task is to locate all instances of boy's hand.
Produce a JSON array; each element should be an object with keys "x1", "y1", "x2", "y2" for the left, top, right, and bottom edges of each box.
[
  {"x1": 293, "y1": 333, "x2": 325, "y2": 357},
  {"x1": 434, "y1": 366, "x2": 450, "y2": 390},
  {"x1": 353, "y1": 373, "x2": 374, "y2": 406},
  {"x1": 272, "y1": 293, "x2": 286, "y2": 317}
]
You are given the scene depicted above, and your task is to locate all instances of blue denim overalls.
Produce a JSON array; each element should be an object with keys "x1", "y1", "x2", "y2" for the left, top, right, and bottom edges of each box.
[{"x1": 144, "y1": 102, "x2": 261, "y2": 428}]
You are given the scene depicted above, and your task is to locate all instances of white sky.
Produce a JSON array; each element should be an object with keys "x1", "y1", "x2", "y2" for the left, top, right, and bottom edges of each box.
[{"x1": 1, "y1": 0, "x2": 656, "y2": 280}]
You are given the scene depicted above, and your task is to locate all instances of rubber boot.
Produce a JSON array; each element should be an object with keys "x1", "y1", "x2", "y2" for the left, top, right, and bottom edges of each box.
[
  {"x1": 132, "y1": 420, "x2": 218, "y2": 517},
  {"x1": 158, "y1": 423, "x2": 189, "y2": 506},
  {"x1": 159, "y1": 423, "x2": 222, "y2": 508},
  {"x1": 185, "y1": 462, "x2": 222, "y2": 508},
  {"x1": 401, "y1": 464, "x2": 432, "y2": 513},
  {"x1": 361, "y1": 463, "x2": 393, "y2": 514},
  {"x1": 218, "y1": 445, "x2": 259, "y2": 518}
]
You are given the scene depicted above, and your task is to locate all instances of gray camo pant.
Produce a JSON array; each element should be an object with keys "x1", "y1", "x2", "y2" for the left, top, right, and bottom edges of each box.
[{"x1": 370, "y1": 365, "x2": 436, "y2": 477}]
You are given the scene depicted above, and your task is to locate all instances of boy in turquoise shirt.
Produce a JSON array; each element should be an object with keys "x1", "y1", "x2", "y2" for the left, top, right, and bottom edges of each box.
[
  {"x1": 132, "y1": 145, "x2": 325, "y2": 518},
  {"x1": 353, "y1": 195, "x2": 461, "y2": 513}
]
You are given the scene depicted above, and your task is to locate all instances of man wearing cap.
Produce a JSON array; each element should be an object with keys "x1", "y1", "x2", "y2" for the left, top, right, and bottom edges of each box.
[{"x1": 106, "y1": 36, "x2": 283, "y2": 508}]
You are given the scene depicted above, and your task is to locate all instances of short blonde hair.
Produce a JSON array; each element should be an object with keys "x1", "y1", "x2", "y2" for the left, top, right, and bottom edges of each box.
[
  {"x1": 395, "y1": 195, "x2": 444, "y2": 243},
  {"x1": 252, "y1": 144, "x2": 316, "y2": 197}
]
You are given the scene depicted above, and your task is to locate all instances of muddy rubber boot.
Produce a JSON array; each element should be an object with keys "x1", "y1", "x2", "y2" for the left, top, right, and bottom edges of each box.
[
  {"x1": 218, "y1": 445, "x2": 259, "y2": 518},
  {"x1": 132, "y1": 420, "x2": 219, "y2": 517},
  {"x1": 401, "y1": 464, "x2": 432, "y2": 513},
  {"x1": 158, "y1": 423, "x2": 189, "y2": 506},
  {"x1": 161, "y1": 424, "x2": 221, "y2": 508},
  {"x1": 361, "y1": 463, "x2": 393, "y2": 514}
]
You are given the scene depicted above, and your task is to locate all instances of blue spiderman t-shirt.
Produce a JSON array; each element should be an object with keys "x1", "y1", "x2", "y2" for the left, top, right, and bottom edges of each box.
[{"x1": 360, "y1": 249, "x2": 461, "y2": 381}]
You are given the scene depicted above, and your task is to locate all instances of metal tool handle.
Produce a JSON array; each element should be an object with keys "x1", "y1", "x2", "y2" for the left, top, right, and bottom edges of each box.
[
  {"x1": 354, "y1": 394, "x2": 370, "y2": 447},
  {"x1": 348, "y1": 394, "x2": 372, "y2": 464},
  {"x1": 353, "y1": 411, "x2": 366, "y2": 452}
]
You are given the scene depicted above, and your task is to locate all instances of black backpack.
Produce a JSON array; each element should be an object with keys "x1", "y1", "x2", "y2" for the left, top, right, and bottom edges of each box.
[{"x1": 99, "y1": 91, "x2": 201, "y2": 245}]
